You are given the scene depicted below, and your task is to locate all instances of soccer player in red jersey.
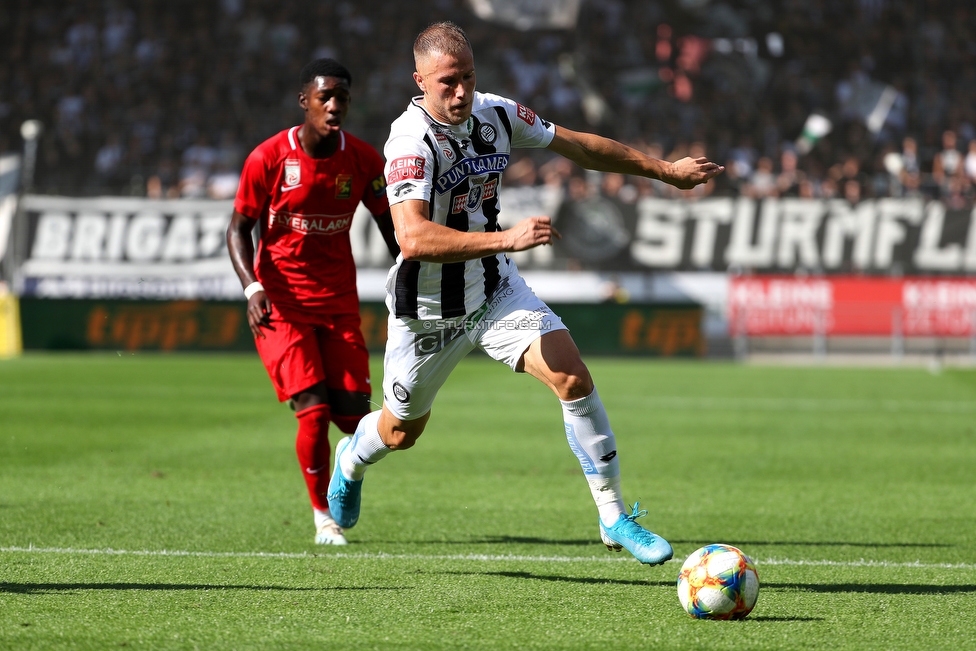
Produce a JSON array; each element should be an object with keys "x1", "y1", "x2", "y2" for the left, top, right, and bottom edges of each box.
[{"x1": 227, "y1": 58, "x2": 399, "y2": 545}]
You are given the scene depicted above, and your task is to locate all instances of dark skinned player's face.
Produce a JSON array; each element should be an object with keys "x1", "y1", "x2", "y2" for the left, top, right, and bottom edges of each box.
[{"x1": 299, "y1": 75, "x2": 351, "y2": 138}]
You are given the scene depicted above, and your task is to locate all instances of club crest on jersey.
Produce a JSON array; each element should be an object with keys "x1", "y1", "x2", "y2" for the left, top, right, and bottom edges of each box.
[
  {"x1": 516, "y1": 103, "x2": 536, "y2": 126},
  {"x1": 284, "y1": 159, "x2": 301, "y2": 187},
  {"x1": 392, "y1": 381, "x2": 410, "y2": 402},
  {"x1": 451, "y1": 177, "x2": 497, "y2": 214},
  {"x1": 478, "y1": 123, "x2": 497, "y2": 144},
  {"x1": 335, "y1": 174, "x2": 353, "y2": 199},
  {"x1": 434, "y1": 133, "x2": 456, "y2": 162}
]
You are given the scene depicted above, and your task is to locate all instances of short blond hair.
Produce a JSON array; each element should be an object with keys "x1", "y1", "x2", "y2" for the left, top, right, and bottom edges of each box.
[{"x1": 413, "y1": 21, "x2": 471, "y2": 66}]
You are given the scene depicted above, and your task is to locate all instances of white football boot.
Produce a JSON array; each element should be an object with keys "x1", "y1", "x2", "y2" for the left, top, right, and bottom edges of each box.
[{"x1": 315, "y1": 518, "x2": 348, "y2": 545}]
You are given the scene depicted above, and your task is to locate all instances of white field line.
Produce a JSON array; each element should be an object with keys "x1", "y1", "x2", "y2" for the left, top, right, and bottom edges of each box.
[
  {"x1": 1, "y1": 545, "x2": 974, "y2": 570},
  {"x1": 633, "y1": 396, "x2": 976, "y2": 413}
]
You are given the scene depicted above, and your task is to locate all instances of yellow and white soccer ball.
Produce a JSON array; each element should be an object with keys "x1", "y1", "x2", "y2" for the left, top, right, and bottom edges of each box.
[{"x1": 676, "y1": 544, "x2": 759, "y2": 619}]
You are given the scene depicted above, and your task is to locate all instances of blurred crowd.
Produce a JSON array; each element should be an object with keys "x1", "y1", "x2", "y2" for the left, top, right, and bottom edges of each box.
[{"x1": 1, "y1": 0, "x2": 975, "y2": 204}]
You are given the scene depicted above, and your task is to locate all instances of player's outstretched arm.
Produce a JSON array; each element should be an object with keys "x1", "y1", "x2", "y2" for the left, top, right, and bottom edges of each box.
[
  {"x1": 392, "y1": 199, "x2": 559, "y2": 264},
  {"x1": 546, "y1": 125, "x2": 724, "y2": 190},
  {"x1": 227, "y1": 210, "x2": 275, "y2": 338}
]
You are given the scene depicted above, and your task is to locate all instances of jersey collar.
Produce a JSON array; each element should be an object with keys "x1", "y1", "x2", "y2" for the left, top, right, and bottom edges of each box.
[{"x1": 287, "y1": 126, "x2": 345, "y2": 154}]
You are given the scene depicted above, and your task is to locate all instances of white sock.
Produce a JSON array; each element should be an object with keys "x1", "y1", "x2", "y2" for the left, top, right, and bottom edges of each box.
[
  {"x1": 560, "y1": 388, "x2": 626, "y2": 527},
  {"x1": 313, "y1": 508, "x2": 333, "y2": 529},
  {"x1": 340, "y1": 410, "x2": 391, "y2": 481}
]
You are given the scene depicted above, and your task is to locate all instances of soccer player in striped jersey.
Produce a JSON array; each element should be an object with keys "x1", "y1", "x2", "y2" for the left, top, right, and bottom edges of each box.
[
  {"x1": 227, "y1": 58, "x2": 399, "y2": 546},
  {"x1": 328, "y1": 23, "x2": 723, "y2": 564}
]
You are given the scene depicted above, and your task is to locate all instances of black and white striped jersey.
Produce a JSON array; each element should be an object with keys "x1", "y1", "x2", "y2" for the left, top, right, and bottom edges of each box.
[{"x1": 383, "y1": 92, "x2": 556, "y2": 320}]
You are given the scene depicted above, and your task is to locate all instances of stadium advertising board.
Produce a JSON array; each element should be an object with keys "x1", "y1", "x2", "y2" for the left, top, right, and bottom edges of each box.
[
  {"x1": 551, "y1": 303, "x2": 704, "y2": 356},
  {"x1": 18, "y1": 299, "x2": 702, "y2": 356},
  {"x1": 729, "y1": 276, "x2": 976, "y2": 336},
  {"x1": 17, "y1": 299, "x2": 389, "y2": 352}
]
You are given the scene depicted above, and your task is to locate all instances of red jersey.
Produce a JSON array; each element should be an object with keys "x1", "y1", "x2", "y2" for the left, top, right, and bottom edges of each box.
[{"x1": 234, "y1": 126, "x2": 389, "y2": 319}]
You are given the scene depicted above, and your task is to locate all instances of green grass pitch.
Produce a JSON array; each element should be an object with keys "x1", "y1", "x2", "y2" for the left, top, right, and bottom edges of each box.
[{"x1": 1, "y1": 352, "x2": 975, "y2": 650}]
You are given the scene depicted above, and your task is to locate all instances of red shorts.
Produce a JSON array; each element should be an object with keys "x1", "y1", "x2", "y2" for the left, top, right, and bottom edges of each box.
[{"x1": 254, "y1": 306, "x2": 371, "y2": 405}]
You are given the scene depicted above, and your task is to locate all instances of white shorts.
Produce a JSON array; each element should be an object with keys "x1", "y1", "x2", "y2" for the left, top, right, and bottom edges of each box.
[{"x1": 382, "y1": 274, "x2": 567, "y2": 420}]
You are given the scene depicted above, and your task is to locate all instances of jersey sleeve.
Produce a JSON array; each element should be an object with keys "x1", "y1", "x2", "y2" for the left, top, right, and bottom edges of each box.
[
  {"x1": 358, "y1": 142, "x2": 391, "y2": 217},
  {"x1": 234, "y1": 145, "x2": 273, "y2": 220},
  {"x1": 384, "y1": 133, "x2": 434, "y2": 206},
  {"x1": 495, "y1": 95, "x2": 556, "y2": 149}
]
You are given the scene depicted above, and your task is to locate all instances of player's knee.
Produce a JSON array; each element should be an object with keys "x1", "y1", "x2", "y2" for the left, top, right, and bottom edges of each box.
[
  {"x1": 291, "y1": 382, "x2": 330, "y2": 413},
  {"x1": 554, "y1": 370, "x2": 593, "y2": 402}
]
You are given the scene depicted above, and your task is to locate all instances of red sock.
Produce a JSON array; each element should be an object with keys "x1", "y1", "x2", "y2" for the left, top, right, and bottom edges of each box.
[{"x1": 295, "y1": 403, "x2": 332, "y2": 512}]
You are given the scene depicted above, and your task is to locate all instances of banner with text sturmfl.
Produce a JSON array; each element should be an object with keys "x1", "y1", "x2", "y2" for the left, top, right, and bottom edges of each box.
[{"x1": 542, "y1": 194, "x2": 976, "y2": 274}]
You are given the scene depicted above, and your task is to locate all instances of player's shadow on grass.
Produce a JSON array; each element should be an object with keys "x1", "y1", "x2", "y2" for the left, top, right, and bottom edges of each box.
[
  {"x1": 445, "y1": 571, "x2": 976, "y2": 597},
  {"x1": 0, "y1": 582, "x2": 405, "y2": 595},
  {"x1": 445, "y1": 572, "x2": 828, "y2": 623}
]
